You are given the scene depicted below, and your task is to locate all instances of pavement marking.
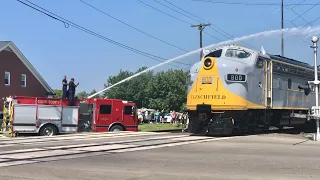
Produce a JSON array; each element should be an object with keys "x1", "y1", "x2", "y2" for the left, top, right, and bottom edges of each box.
[
  {"x1": 0, "y1": 135, "x2": 8, "y2": 139},
  {"x1": 109, "y1": 136, "x2": 235, "y2": 153},
  {"x1": 0, "y1": 134, "x2": 191, "y2": 155},
  {"x1": 0, "y1": 135, "x2": 235, "y2": 168},
  {"x1": 0, "y1": 131, "x2": 164, "y2": 141},
  {"x1": 0, "y1": 132, "x2": 169, "y2": 147}
]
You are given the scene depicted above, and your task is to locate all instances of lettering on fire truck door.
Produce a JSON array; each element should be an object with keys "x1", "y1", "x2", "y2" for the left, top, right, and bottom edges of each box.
[{"x1": 98, "y1": 104, "x2": 112, "y2": 128}]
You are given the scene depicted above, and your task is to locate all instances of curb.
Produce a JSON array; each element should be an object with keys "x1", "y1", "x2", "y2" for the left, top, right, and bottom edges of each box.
[{"x1": 150, "y1": 129, "x2": 183, "y2": 133}]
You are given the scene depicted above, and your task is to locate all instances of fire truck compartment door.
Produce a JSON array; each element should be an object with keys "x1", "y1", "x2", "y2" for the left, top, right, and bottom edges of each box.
[
  {"x1": 37, "y1": 106, "x2": 61, "y2": 120},
  {"x1": 12, "y1": 105, "x2": 37, "y2": 132},
  {"x1": 61, "y1": 107, "x2": 79, "y2": 132}
]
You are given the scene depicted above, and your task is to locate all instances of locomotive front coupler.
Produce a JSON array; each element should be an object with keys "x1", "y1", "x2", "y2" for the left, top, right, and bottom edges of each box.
[{"x1": 206, "y1": 115, "x2": 234, "y2": 136}]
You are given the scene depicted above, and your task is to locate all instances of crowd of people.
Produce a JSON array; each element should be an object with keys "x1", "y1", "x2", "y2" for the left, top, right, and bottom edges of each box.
[{"x1": 137, "y1": 109, "x2": 188, "y2": 127}]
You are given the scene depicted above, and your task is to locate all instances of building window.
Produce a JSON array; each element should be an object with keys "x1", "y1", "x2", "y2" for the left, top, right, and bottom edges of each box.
[
  {"x1": 21, "y1": 74, "x2": 26, "y2": 87},
  {"x1": 99, "y1": 105, "x2": 111, "y2": 114},
  {"x1": 4, "y1": 72, "x2": 10, "y2": 86}
]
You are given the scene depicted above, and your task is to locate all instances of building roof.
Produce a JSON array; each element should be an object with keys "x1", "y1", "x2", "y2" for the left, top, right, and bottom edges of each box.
[{"x1": 0, "y1": 41, "x2": 54, "y2": 94}]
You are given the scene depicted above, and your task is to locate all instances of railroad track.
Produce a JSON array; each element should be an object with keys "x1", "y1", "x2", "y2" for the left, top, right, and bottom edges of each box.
[{"x1": 0, "y1": 131, "x2": 232, "y2": 168}]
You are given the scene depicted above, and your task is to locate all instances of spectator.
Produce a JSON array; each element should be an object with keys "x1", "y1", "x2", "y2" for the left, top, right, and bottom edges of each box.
[{"x1": 171, "y1": 110, "x2": 176, "y2": 124}]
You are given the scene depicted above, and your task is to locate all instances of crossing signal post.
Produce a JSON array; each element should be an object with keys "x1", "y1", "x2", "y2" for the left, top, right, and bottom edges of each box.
[
  {"x1": 308, "y1": 36, "x2": 320, "y2": 141},
  {"x1": 191, "y1": 23, "x2": 211, "y2": 60}
]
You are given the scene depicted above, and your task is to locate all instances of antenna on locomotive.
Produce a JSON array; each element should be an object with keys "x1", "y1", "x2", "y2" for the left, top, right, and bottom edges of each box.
[{"x1": 260, "y1": 46, "x2": 266, "y2": 55}]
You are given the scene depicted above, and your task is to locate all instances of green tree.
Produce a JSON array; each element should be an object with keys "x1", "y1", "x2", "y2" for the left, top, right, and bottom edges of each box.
[
  {"x1": 53, "y1": 89, "x2": 62, "y2": 98},
  {"x1": 103, "y1": 67, "x2": 153, "y2": 108},
  {"x1": 102, "y1": 67, "x2": 187, "y2": 112},
  {"x1": 89, "y1": 89, "x2": 101, "y2": 98},
  {"x1": 147, "y1": 69, "x2": 188, "y2": 112},
  {"x1": 76, "y1": 91, "x2": 88, "y2": 99}
]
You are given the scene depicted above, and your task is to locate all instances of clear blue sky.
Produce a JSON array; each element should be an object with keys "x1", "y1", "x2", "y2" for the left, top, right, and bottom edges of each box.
[{"x1": 1, "y1": 0, "x2": 320, "y2": 92}]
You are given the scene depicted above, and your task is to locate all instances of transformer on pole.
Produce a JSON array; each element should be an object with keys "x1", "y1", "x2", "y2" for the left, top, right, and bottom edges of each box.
[{"x1": 308, "y1": 36, "x2": 320, "y2": 141}]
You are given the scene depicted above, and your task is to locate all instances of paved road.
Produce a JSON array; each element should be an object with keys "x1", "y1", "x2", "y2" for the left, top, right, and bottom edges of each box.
[{"x1": 0, "y1": 132, "x2": 319, "y2": 180}]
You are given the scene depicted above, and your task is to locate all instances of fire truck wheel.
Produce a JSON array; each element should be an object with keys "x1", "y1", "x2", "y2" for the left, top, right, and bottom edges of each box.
[
  {"x1": 39, "y1": 124, "x2": 58, "y2": 136},
  {"x1": 110, "y1": 125, "x2": 124, "y2": 132}
]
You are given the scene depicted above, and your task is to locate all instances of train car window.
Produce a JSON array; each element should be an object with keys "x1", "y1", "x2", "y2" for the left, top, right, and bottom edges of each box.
[
  {"x1": 277, "y1": 78, "x2": 281, "y2": 89},
  {"x1": 204, "y1": 49, "x2": 222, "y2": 58},
  {"x1": 225, "y1": 49, "x2": 251, "y2": 60},
  {"x1": 287, "y1": 78, "x2": 292, "y2": 89}
]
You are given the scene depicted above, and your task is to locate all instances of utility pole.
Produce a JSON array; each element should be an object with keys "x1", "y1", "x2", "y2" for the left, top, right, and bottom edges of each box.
[
  {"x1": 309, "y1": 36, "x2": 320, "y2": 141},
  {"x1": 281, "y1": 0, "x2": 284, "y2": 56},
  {"x1": 191, "y1": 23, "x2": 211, "y2": 60}
]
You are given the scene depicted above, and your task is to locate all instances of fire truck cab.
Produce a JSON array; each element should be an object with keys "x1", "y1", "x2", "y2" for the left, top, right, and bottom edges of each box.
[
  {"x1": 1, "y1": 96, "x2": 138, "y2": 136},
  {"x1": 79, "y1": 98, "x2": 138, "y2": 132}
]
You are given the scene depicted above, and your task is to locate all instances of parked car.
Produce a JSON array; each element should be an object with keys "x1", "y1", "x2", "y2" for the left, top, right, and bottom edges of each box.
[{"x1": 163, "y1": 113, "x2": 172, "y2": 123}]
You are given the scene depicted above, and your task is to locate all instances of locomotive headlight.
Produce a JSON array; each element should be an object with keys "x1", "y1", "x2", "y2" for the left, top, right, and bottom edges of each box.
[{"x1": 203, "y1": 58, "x2": 214, "y2": 70}]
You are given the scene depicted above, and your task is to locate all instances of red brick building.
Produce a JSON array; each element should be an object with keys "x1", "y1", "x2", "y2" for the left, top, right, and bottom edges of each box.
[{"x1": 0, "y1": 41, "x2": 54, "y2": 111}]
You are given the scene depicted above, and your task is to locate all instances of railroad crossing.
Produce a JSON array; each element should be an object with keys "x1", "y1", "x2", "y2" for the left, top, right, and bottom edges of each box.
[{"x1": 0, "y1": 131, "x2": 319, "y2": 180}]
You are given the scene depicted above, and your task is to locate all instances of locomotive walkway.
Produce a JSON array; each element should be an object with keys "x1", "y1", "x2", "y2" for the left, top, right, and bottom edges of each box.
[{"x1": 0, "y1": 131, "x2": 319, "y2": 179}]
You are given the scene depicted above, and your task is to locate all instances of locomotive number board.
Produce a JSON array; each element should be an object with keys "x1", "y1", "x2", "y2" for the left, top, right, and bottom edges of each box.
[
  {"x1": 226, "y1": 74, "x2": 246, "y2": 82},
  {"x1": 201, "y1": 76, "x2": 213, "y2": 84}
]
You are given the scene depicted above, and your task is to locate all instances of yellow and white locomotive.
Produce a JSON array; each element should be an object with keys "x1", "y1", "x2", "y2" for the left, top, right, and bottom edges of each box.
[{"x1": 186, "y1": 44, "x2": 317, "y2": 135}]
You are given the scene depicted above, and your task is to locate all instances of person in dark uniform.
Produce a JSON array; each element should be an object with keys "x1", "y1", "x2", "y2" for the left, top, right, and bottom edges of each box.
[
  {"x1": 62, "y1": 75, "x2": 68, "y2": 99},
  {"x1": 68, "y1": 78, "x2": 79, "y2": 106}
]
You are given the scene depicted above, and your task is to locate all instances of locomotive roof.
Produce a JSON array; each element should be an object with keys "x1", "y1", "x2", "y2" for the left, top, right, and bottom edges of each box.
[
  {"x1": 269, "y1": 54, "x2": 314, "y2": 69},
  {"x1": 205, "y1": 44, "x2": 316, "y2": 70}
]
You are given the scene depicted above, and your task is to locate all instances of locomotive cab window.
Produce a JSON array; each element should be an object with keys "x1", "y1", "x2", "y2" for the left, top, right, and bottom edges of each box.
[
  {"x1": 256, "y1": 58, "x2": 264, "y2": 68},
  {"x1": 225, "y1": 49, "x2": 251, "y2": 60},
  {"x1": 204, "y1": 49, "x2": 222, "y2": 58}
]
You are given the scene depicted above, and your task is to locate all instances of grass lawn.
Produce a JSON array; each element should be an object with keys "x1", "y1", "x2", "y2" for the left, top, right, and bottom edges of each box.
[{"x1": 138, "y1": 123, "x2": 182, "y2": 132}]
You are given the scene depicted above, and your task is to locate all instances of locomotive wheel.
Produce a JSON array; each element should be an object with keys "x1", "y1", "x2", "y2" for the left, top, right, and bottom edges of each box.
[{"x1": 39, "y1": 124, "x2": 58, "y2": 136}]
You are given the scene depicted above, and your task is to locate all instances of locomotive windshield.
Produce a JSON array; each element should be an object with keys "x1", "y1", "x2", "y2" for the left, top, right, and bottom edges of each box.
[
  {"x1": 225, "y1": 48, "x2": 251, "y2": 60},
  {"x1": 204, "y1": 49, "x2": 222, "y2": 58}
]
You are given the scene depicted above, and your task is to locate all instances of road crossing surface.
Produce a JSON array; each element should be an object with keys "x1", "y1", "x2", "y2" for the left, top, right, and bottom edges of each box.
[
  {"x1": 0, "y1": 131, "x2": 319, "y2": 180},
  {"x1": 0, "y1": 131, "x2": 227, "y2": 168}
]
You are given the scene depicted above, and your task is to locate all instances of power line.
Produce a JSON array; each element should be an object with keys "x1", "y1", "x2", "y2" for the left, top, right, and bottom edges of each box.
[
  {"x1": 137, "y1": 0, "x2": 222, "y2": 42},
  {"x1": 285, "y1": 0, "x2": 320, "y2": 45},
  {"x1": 79, "y1": 0, "x2": 189, "y2": 53},
  {"x1": 161, "y1": 0, "x2": 256, "y2": 49},
  {"x1": 289, "y1": 8, "x2": 310, "y2": 25},
  {"x1": 154, "y1": 0, "x2": 201, "y2": 24},
  {"x1": 163, "y1": 0, "x2": 233, "y2": 39},
  {"x1": 192, "y1": 0, "x2": 320, "y2": 6},
  {"x1": 153, "y1": 0, "x2": 223, "y2": 42},
  {"x1": 291, "y1": 1, "x2": 320, "y2": 22},
  {"x1": 16, "y1": 0, "x2": 189, "y2": 69}
]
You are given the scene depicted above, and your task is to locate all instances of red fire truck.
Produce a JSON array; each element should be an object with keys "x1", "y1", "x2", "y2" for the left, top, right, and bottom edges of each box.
[{"x1": 1, "y1": 96, "x2": 138, "y2": 136}]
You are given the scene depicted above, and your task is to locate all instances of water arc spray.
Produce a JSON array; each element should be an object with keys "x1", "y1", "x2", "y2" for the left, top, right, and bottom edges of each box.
[{"x1": 88, "y1": 26, "x2": 320, "y2": 99}]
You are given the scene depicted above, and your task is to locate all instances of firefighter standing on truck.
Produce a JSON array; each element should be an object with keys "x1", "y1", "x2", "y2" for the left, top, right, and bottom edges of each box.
[
  {"x1": 68, "y1": 78, "x2": 79, "y2": 106},
  {"x1": 62, "y1": 75, "x2": 68, "y2": 99}
]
